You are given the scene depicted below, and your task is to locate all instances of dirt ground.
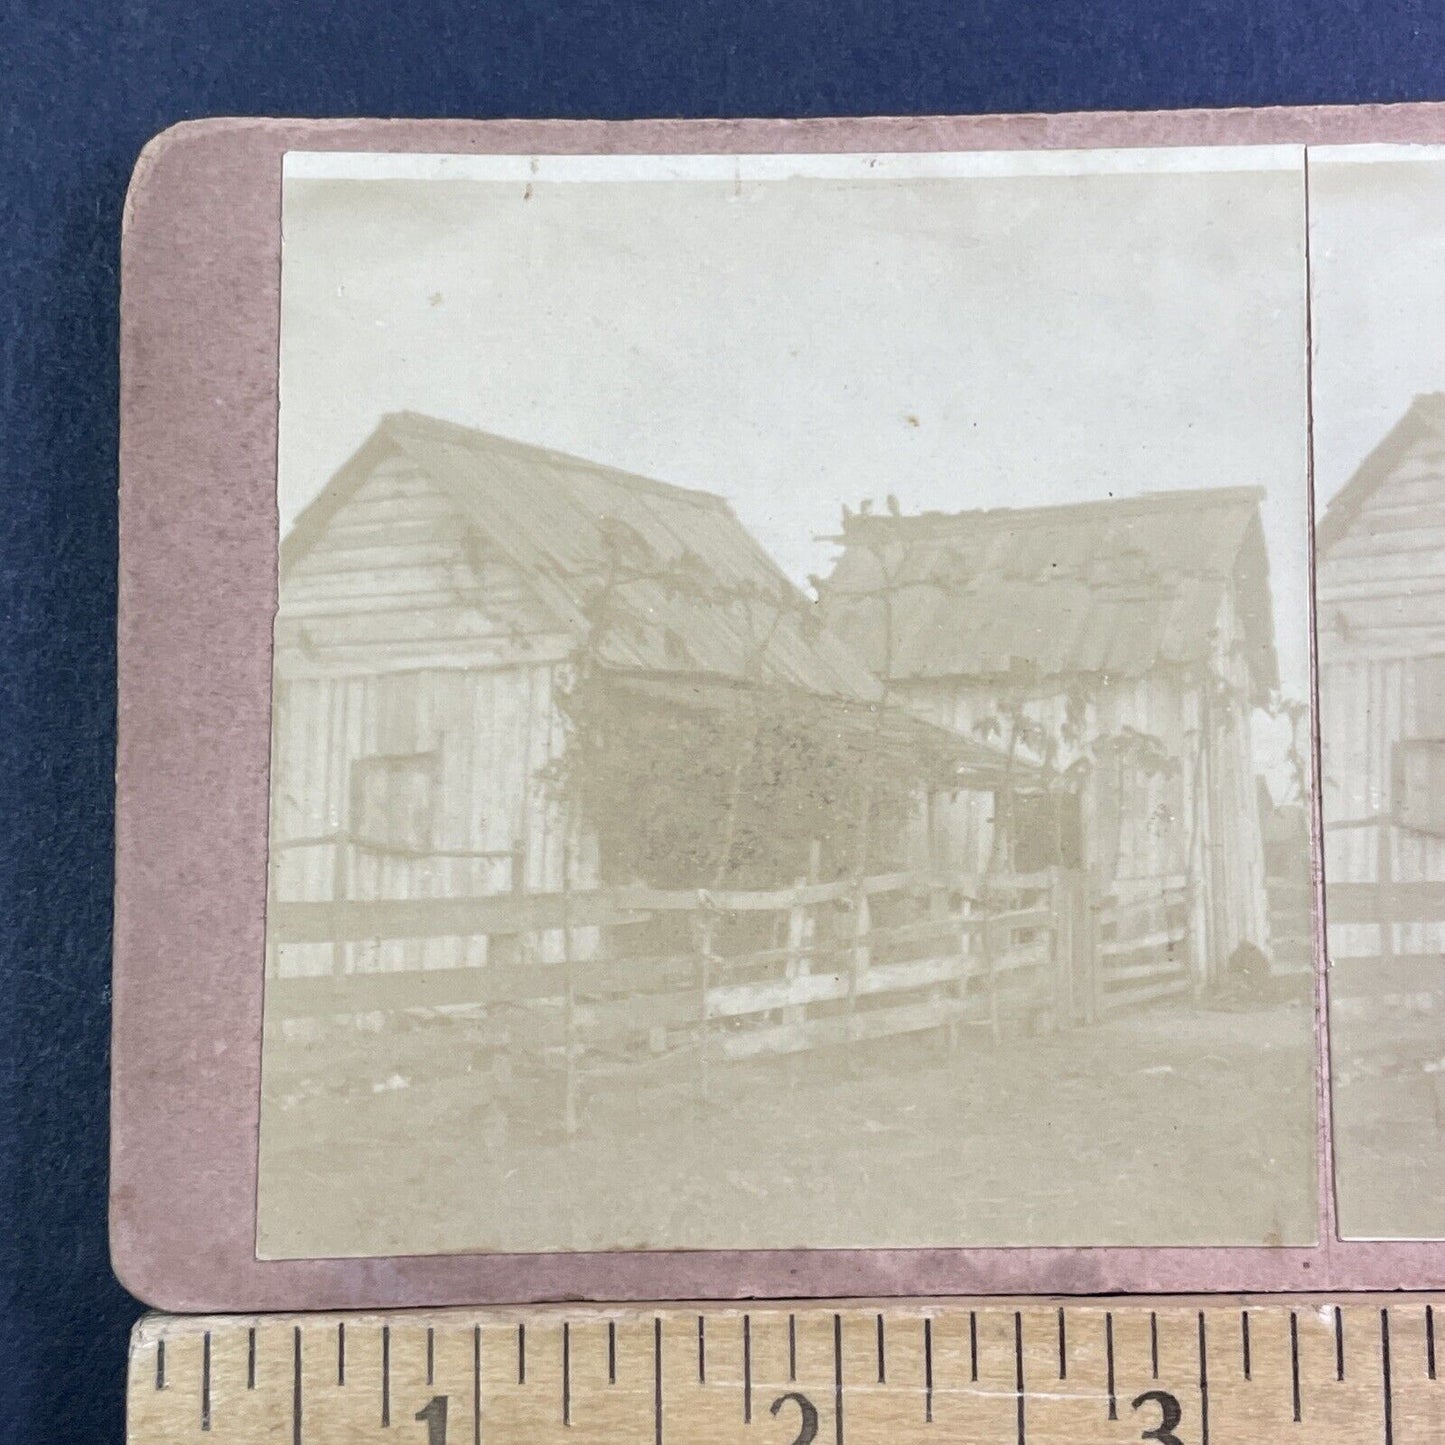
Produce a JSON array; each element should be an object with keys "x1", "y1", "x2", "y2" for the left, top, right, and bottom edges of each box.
[
  {"x1": 257, "y1": 991, "x2": 1319, "y2": 1258},
  {"x1": 1331, "y1": 992, "x2": 1445, "y2": 1240}
]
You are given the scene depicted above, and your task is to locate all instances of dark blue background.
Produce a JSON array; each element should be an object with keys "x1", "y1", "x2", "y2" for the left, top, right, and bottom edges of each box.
[{"x1": 3, "y1": 0, "x2": 1443, "y2": 1438}]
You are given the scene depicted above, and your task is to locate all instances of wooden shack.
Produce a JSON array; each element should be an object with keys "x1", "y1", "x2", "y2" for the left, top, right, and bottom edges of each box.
[
  {"x1": 1317, "y1": 393, "x2": 1445, "y2": 971},
  {"x1": 267, "y1": 412, "x2": 1019, "y2": 984},
  {"x1": 819, "y1": 487, "x2": 1283, "y2": 988}
]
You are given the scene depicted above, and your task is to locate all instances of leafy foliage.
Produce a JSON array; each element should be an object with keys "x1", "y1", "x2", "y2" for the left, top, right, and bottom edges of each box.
[
  {"x1": 549, "y1": 674, "x2": 925, "y2": 888},
  {"x1": 546, "y1": 513, "x2": 937, "y2": 889}
]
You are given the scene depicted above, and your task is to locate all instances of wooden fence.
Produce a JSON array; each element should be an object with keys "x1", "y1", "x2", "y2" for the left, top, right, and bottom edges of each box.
[
  {"x1": 267, "y1": 866, "x2": 1092, "y2": 1129},
  {"x1": 1325, "y1": 814, "x2": 1445, "y2": 997},
  {"x1": 265, "y1": 861, "x2": 1204, "y2": 1133},
  {"x1": 1092, "y1": 874, "x2": 1193, "y2": 1016}
]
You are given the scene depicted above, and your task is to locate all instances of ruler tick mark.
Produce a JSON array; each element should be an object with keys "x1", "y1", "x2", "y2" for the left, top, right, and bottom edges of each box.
[
  {"x1": 1382, "y1": 1308, "x2": 1394, "y2": 1445},
  {"x1": 201, "y1": 1331, "x2": 212, "y2": 1432},
  {"x1": 563, "y1": 1321, "x2": 571, "y2": 1427},
  {"x1": 1335, "y1": 1305, "x2": 1345, "y2": 1383},
  {"x1": 1106, "y1": 1312, "x2": 1117, "y2": 1420},
  {"x1": 654, "y1": 1317, "x2": 663, "y2": 1445},
  {"x1": 381, "y1": 1324, "x2": 391, "y2": 1427},
  {"x1": 924, "y1": 1318, "x2": 933, "y2": 1423},
  {"x1": 472, "y1": 1326, "x2": 481, "y2": 1445},
  {"x1": 744, "y1": 1314, "x2": 752, "y2": 1423},
  {"x1": 337, "y1": 1322, "x2": 345, "y2": 1387},
  {"x1": 969, "y1": 1311, "x2": 979, "y2": 1383},
  {"x1": 427, "y1": 1326, "x2": 434, "y2": 1387},
  {"x1": 789, "y1": 1313, "x2": 797, "y2": 1382},
  {"x1": 1198, "y1": 1311, "x2": 1210, "y2": 1445},
  {"x1": 1014, "y1": 1311, "x2": 1026, "y2": 1445},
  {"x1": 155, "y1": 1339, "x2": 165, "y2": 1391},
  {"x1": 1241, "y1": 1310, "x2": 1251, "y2": 1380},
  {"x1": 876, "y1": 1313, "x2": 885, "y2": 1385},
  {"x1": 1429, "y1": 1305, "x2": 1437, "y2": 1381},
  {"x1": 1150, "y1": 1312, "x2": 1159, "y2": 1380},
  {"x1": 518, "y1": 1323, "x2": 526, "y2": 1385},
  {"x1": 608, "y1": 1320, "x2": 616, "y2": 1384},
  {"x1": 1290, "y1": 1311, "x2": 1301, "y2": 1422},
  {"x1": 1057, "y1": 1307, "x2": 1066, "y2": 1380},
  {"x1": 292, "y1": 1326, "x2": 303, "y2": 1445},
  {"x1": 697, "y1": 1315, "x2": 705, "y2": 1384},
  {"x1": 834, "y1": 1313, "x2": 844, "y2": 1445},
  {"x1": 247, "y1": 1328, "x2": 256, "y2": 1390}
]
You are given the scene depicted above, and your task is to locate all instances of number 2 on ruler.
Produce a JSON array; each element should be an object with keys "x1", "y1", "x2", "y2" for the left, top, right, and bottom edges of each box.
[{"x1": 1131, "y1": 1389, "x2": 1185, "y2": 1445}]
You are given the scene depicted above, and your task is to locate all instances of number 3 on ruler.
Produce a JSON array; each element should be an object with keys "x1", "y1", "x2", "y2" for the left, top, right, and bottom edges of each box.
[
  {"x1": 1130, "y1": 1389, "x2": 1184, "y2": 1445},
  {"x1": 414, "y1": 1395, "x2": 448, "y2": 1445}
]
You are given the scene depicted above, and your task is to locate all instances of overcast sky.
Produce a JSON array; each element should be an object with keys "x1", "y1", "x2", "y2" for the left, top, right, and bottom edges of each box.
[
  {"x1": 1310, "y1": 150, "x2": 1445, "y2": 507},
  {"x1": 279, "y1": 149, "x2": 1360, "y2": 708}
]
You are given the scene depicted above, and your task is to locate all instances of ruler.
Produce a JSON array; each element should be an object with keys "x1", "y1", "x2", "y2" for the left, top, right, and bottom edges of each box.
[{"x1": 128, "y1": 1299, "x2": 1443, "y2": 1444}]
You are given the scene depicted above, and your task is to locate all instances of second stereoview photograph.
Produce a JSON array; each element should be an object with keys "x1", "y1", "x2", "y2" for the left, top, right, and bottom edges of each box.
[
  {"x1": 1313, "y1": 146, "x2": 1445, "y2": 1242},
  {"x1": 255, "y1": 145, "x2": 1332, "y2": 1260}
]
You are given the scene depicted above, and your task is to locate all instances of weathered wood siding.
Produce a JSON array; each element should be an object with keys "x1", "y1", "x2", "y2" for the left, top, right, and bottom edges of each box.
[
  {"x1": 268, "y1": 449, "x2": 591, "y2": 980},
  {"x1": 1318, "y1": 431, "x2": 1445, "y2": 660},
  {"x1": 1321, "y1": 656, "x2": 1445, "y2": 958},
  {"x1": 1318, "y1": 423, "x2": 1445, "y2": 959},
  {"x1": 896, "y1": 646, "x2": 1273, "y2": 981},
  {"x1": 275, "y1": 452, "x2": 574, "y2": 676}
]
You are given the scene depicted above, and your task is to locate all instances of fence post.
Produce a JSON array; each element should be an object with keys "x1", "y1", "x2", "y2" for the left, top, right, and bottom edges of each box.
[
  {"x1": 697, "y1": 903, "x2": 717, "y2": 1107},
  {"x1": 1377, "y1": 817, "x2": 1396, "y2": 963},
  {"x1": 850, "y1": 883, "x2": 871, "y2": 1042},
  {"x1": 981, "y1": 882, "x2": 1000, "y2": 1044},
  {"x1": 1083, "y1": 867, "x2": 1102, "y2": 1025},
  {"x1": 330, "y1": 829, "x2": 349, "y2": 980},
  {"x1": 479, "y1": 839, "x2": 529, "y2": 1091},
  {"x1": 562, "y1": 841, "x2": 577, "y2": 1138},
  {"x1": 930, "y1": 878, "x2": 958, "y2": 1046},
  {"x1": 784, "y1": 884, "x2": 809, "y2": 1028},
  {"x1": 1048, "y1": 866, "x2": 1070, "y2": 1034},
  {"x1": 1179, "y1": 878, "x2": 1196, "y2": 998}
]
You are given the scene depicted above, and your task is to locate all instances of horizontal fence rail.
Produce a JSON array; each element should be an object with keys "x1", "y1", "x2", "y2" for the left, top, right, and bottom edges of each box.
[
  {"x1": 1094, "y1": 874, "x2": 1192, "y2": 1015},
  {"x1": 265, "y1": 863, "x2": 1199, "y2": 1133},
  {"x1": 1324, "y1": 812, "x2": 1445, "y2": 977},
  {"x1": 1329, "y1": 880, "x2": 1445, "y2": 922}
]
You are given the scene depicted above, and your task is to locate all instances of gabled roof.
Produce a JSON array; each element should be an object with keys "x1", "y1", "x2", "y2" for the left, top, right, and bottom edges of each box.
[
  {"x1": 819, "y1": 486, "x2": 1278, "y2": 700},
  {"x1": 1316, "y1": 393, "x2": 1445, "y2": 559},
  {"x1": 283, "y1": 412, "x2": 883, "y2": 703}
]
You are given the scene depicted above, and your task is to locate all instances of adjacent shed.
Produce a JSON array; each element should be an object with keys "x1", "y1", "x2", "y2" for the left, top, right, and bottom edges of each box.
[
  {"x1": 1317, "y1": 393, "x2": 1445, "y2": 966},
  {"x1": 819, "y1": 486, "x2": 1283, "y2": 985}
]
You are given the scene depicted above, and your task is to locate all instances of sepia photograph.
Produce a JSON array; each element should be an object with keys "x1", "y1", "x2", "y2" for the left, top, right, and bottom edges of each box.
[
  {"x1": 255, "y1": 147, "x2": 1320, "y2": 1259},
  {"x1": 1313, "y1": 145, "x2": 1445, "y2": 1240}
]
